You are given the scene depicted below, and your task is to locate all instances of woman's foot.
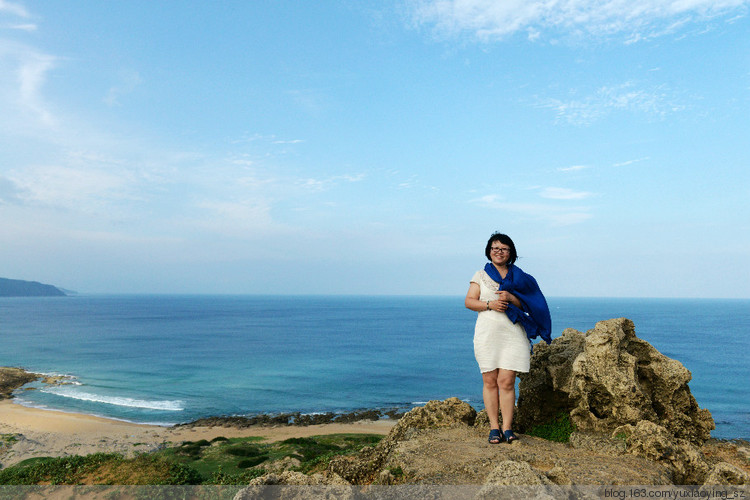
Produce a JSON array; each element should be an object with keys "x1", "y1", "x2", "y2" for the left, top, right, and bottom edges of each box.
[
  {"x1": 488, "y1": 429, "x2": 502, "y2": 444},
  {"x1": 503, "y1": 429, "x2": 518, "y2": 443}
]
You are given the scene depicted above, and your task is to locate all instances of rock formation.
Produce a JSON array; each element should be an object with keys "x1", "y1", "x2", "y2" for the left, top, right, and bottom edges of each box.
[
  {"x1": 513, "y1": 318, "x2": 733, "y2": 484},
  {"x1": 0, "y1": 367, "x2": 39, "y2": 399},
  {"x1": 515, "y1": 318, "x2": 714, "y2": 445}
]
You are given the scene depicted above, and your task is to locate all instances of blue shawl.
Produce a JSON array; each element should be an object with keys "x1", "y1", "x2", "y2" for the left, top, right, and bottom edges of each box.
[{"x1": 483, "y1": 263, "x2": 552, "y2": 344}]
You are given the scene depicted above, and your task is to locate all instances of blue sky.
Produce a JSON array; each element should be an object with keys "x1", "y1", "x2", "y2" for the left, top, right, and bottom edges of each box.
[{"x1": 1, "y1": 0, "x2": 748, "y2": 297}]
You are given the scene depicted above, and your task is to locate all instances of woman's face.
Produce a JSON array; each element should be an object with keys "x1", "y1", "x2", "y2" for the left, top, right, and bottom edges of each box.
[{"x1": 489, "y1": 241, "x2": 512, "y2": 266}]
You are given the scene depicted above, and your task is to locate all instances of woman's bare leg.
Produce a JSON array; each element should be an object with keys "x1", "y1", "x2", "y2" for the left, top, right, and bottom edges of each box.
[
  {"x1": 497, "y1": 369, "x2": 517, "y2": 432},
  {"x1": 481, "y1": 369, "x2": 500, "y2": 430}
]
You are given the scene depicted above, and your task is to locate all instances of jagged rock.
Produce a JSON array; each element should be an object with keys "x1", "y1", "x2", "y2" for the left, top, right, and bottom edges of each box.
[
  {"x1": 516, "y1": 318, "x2": 714, "y2": 446},
  {"x1": 614, "y1": 420, "x2": 710, "y2": 484},
  {"x1": 387, "y1": 397, "x2": 476, "y2": 443},
  {"x1": 233, "y1": 471, "x2": 352, "y2": 500},
  {"x1": 0, "y1": 367, "x2": 39, "y2": 399},
  {"x1": 327, "y1": 444, "x2": 388, "y2": 485},
  {"x1": 702, "y1": 462, "x2": 750, "y2": 485},
  {"x1": 327, "y1": 398, "x2": 476, "y2": 484},
  {"x1": 243, "y1": 471, "x2": 349, "y2": 485}
]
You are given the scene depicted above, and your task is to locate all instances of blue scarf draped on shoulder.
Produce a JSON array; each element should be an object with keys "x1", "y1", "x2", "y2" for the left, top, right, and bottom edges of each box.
[{"x1": 483, "y1": 263, "x2": 552, "y2": 344}]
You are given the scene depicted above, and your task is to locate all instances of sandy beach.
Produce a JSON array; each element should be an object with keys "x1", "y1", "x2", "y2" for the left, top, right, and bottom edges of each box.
[{"x1": 0, "y1": 400, "x2": 395, "y2": 469}]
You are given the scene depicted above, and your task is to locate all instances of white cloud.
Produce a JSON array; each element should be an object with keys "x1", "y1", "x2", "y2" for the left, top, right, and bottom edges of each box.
[
  {"x1": 8, "y1": 23, "x2": 36, "y2": 31},
  {"x1": 0, "y1": 0, "x2": 29, "y2": 18},
  {"x1": 6, "y1": 163, "x2": 136, "y2": 210},
  {"x1": 0, "y1": 42, "x2": 58, "y2": 127},
  {"x1": 539, "y1": 187, "x2": 593, "y2": 200},
  {"x1": 295, "y1": 173, "x2": 365, "y2": 192},
  {"x1": 409, "y1": 0, "x2": 749, "y2": 42},
  {"x1": 536, "y1": 82, "x2": 686, "y2": 125},
  {"x1": 272, "y1": 139, "x2": 305, "y2": 144},
  {"x1": 613, "y1": 157, "x2": 650, "y2": 167},
  {"x1": 558, "y1": 165, "x2": 590, "y2": 172},
  {"x1": 470, "y1": 194, "x2": 593, "y2": 225}
]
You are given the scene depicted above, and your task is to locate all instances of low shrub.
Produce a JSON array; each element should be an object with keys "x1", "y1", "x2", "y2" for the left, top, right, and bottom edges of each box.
[{"x1": 527, "y1": 413, "x2": 577, "y2": 443}]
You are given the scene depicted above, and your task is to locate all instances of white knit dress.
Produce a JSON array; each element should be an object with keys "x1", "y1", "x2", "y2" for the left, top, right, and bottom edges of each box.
[{"x1": 471, "y1": 270, "x2": 530, "y2": 373}]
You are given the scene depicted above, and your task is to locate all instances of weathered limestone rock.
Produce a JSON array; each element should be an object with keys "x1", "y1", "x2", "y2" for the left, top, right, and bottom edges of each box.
[
  {"x1": 0, "y1": 367, "x2": 39, "y2": 399},
  {"x1": 233, "y1": 471, "x2": 353, "y2": 500},
  {"x1": 327, "y1": 397, "x2": 475, "y2": 484},
  {"x1": 702, "y1": 462, "x2": 750, "y2": 485},
  {"x1": 387, "y1": 397, "x2": 476, "y2": 443},
  {"x1": 327, "y1": 444, "x2": 389, "y2": 485},
  {"x1": 614, "y1": 421, "x2": 710, "y2": 484},
  {"x1": 243, "y1": 471, "x2": 350, "y2": 485},
  {"x1": 516, "y1": 318, "x2": 714, "y2": 446}
]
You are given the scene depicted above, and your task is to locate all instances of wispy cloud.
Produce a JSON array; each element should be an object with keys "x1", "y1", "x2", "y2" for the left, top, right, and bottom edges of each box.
[
  {"x1": 0, "y1": 0, "x2": 29, "y2": 18},
  {"x1": 539, "y1": 187, "x2": 593, "y2": 200},
  {"x1": 5, "y1": 163, "x2": 136, "y2": 211},
  {"x1": 295, "y1": 173, "x2": 365, "y2": 192},
  {"x1": 272, "y1": 139, "x2": 305, "y2": 144},
  {"x1": 470, "y1": 193, "x2": 593, "y2": 225},
  {"x1": 0, "y1": 40, "x2": 58, "y2": 127},
  {"x1": 7, "y1": 23, "x2": 36, "y2": 31},
  {"x1": 535, "y1": 82, "x2": 687, "y2": 125},
  {"x1": 0, "y1": 1, "x2": 36, "y2": 35},
  {"x1": 558, "y1": 165, "x2": 590, "y2": 173},
  {"x1": 613, "y1": 157, "x2": 650, "y2": 167},
  {"x1": 409, "y1": 0, "x2": 750, "y2": 42}
]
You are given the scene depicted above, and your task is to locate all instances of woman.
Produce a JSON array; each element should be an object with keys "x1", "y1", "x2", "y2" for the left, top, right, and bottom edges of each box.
[{"x1": 465, "y1": 232, "x2": 551, "y2": 444}]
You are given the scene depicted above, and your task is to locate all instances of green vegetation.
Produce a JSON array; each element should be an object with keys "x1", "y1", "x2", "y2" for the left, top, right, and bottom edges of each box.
[
  {"x1": 0, "y1": 433, "x2": 383, "y2": 485},
  {"x1": 0, "y1": 453, "x2": 201, "y2": 485},
  {"x1": 0, "y1": 434, "x2": 18, "y2": 446},
  {"x1": 527, "y1": 413, "x2": 577, "y2": 443}
]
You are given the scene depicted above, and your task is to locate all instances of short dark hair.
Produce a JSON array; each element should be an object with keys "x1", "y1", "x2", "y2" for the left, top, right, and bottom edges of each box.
[{"x1": 484, "y1": 232, "x2": 518, "y2": 265}]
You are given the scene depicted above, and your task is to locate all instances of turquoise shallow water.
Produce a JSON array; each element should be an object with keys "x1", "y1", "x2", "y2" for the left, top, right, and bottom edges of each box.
[{"x1": 0, "y1": 295, "x2": 747, "y2": 439}]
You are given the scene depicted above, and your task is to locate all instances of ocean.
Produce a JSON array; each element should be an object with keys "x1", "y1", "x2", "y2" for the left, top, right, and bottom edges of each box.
[{"x1": 1, "y1": 295, "x2": 747, "y2": 440}]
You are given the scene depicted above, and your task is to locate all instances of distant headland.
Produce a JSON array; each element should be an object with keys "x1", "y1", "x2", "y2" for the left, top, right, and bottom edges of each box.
[{"x1": 0, "y1": 277, "x2": 67, "y2": 297}]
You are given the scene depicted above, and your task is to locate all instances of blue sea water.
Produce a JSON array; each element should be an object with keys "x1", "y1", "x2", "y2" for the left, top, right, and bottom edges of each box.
[{"x1": 0, "y1": 295, "x2": 747, "y2": 440}]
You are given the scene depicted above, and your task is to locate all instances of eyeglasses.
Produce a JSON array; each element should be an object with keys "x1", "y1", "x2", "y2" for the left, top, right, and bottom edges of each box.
[{"x1": 491, "y1": 247, "x2": 510, "y2": 254}]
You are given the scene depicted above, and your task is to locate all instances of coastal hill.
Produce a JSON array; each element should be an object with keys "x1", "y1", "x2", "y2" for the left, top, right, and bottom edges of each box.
[
  {"x1": 237, "y1": 319, "x2": 749, "y2": 488},
  {"x1": 0, "y1": 277, "x2": 66, "y2": 297},
  {"x1": 1, "y1": 319, "x2": 748, "y2": 487}
]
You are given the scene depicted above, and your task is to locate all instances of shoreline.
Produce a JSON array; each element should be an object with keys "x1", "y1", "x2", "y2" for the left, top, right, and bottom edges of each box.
[
  {"x1": 0, "y1": 399, "x2": 396, "y2": 469},
  {"x1": 1, "y1": 366, "x2": 396, "y2": 469}
]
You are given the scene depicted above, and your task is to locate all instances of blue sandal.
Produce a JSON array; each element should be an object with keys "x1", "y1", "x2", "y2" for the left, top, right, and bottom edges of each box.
[
  {"x1": 488, "y1": 429, "x2": 502, "y2": 444},
  {"x1": 503, "y1": 430, "x2": 518, "y2": 443}
]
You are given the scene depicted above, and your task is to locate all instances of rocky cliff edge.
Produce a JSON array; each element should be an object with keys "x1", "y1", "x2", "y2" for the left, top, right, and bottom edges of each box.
[{"x1": 236, "y1": 318, "x2": 749, "y2": 492}]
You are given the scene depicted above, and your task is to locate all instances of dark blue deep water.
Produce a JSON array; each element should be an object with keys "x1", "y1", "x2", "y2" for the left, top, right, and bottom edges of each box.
[{"x1": 1, "y1": 295, "x2": 747, "y2": 439}]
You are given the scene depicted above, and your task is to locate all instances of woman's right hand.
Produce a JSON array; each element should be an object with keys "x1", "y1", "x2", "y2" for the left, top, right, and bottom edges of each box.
[{"x1": 490, "y1": 300, "x2": 508, "y2": 312}]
